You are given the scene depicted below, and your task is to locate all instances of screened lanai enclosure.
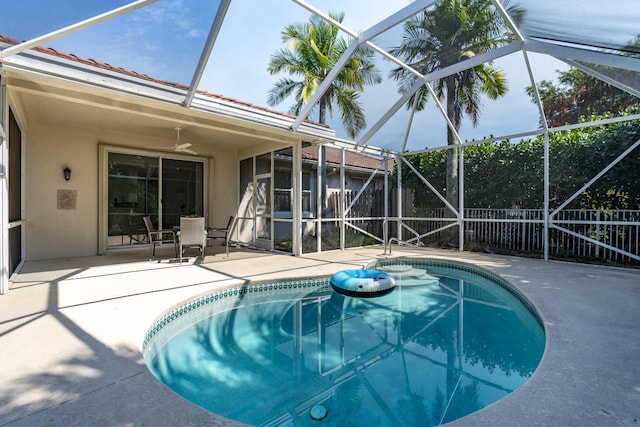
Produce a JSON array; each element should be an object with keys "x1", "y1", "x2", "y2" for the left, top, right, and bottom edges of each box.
[{"x1": 1, "y1": 0, "x2": 640, "y2": 290}]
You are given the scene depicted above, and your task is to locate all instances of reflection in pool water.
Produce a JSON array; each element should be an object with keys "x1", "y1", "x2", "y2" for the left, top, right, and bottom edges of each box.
[{"x1": 143, "y1": 259, "x2": 545, "y2": 426}]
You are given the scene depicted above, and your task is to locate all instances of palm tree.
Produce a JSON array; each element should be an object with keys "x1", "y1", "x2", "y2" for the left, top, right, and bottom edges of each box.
[
  {"x1": 390, "y1": 0, "x2": 525, "y2": 213},
  {"x1": 267, "y1": 11, "x2": 381, "y2": 139}
]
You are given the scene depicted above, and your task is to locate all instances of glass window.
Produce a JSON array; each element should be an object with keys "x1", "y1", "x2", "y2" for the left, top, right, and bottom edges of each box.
[
  {"x1": 302, "y1": 171, "x2": 312, "y2": 213},
  {"x1": 256, "y1": 153, "x2": 271, "y2": 175},
  {"x1": 108, "y1": 153, "x2": 158, "y2": 247},
  {"x1": 162, "y1": 159, "x2": 204, "y2": 228},
  {"x1": 274, "y1": 168, "x2": 292, "y2": 213},
  {"x1": 106, "y1": 151, "x2": 205, "y2": 248}
]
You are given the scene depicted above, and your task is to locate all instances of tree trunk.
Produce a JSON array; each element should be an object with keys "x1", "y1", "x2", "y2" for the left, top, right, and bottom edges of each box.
[
  {"x1": 318, "y1": 96, "x2": 327, "y2": 125},
  {"x1": 443, "y1": 78, "x2": 460, "y2": 247},
  {"x1": 445, "y1": 83, "x2": 459, "y2": 210}
]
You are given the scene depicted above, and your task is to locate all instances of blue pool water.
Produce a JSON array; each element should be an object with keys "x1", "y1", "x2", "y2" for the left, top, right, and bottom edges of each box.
[{"x1": 143, "y1": 259, "x2": 545, "y2": 426}]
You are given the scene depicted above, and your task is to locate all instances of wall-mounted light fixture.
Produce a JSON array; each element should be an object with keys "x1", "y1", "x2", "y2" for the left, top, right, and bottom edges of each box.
[{"x1": 63, "y1": 166, "x2": 72, "y2": 181}]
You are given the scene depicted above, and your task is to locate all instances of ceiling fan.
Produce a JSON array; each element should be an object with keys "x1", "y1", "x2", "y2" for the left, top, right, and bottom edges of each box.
[{"x1": 152, "y1": 127, "x2": 198, "y2": 155}]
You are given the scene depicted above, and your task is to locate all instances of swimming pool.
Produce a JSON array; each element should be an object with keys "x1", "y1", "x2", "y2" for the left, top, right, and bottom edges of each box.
[{"x1": 142, "y1": 258, "x2": 545, "y2": 426}]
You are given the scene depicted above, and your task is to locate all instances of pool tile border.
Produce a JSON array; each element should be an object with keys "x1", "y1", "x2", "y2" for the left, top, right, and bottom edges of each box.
[{"x1": 142, "y1": 276, "x2": 330, "y2": 351}]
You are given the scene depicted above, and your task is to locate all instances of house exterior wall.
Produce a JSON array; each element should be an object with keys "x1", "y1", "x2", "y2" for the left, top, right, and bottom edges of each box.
[
  {"x1": 0, "y1": 36, "x2": 333, "y2": 286},
  {"x1": 24, "y1": 121, "x2": 239, "y2": 261},
  {"x1": 209, "y1": 146, "x2": 238, "y2": 235},
  {"x1": 25, "y1": 123, "x2": 98, "y2": 260}
]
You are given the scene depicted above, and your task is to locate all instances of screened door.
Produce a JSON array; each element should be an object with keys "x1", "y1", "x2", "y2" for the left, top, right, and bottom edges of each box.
[
  {"x1": 238, "y1": 148, "x2": 302, "y2": 252},
  {"x1": 8, "y1": 109, "x2": 22, "y2": 276},
  {"x1": 237, "y1": 155, "x2": 273, "y2": 250}
]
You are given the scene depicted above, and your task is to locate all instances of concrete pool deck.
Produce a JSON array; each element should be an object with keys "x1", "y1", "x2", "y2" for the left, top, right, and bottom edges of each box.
[{"x1": 1, "y1": 246, "x2": 639, "y2": 426}]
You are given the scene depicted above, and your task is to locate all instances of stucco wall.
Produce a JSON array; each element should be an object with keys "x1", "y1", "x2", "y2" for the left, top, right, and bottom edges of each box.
[
  {"x1": 25, "y1": 124, "x2": 98, "y2": 260},
  {"x1": 25, "y1": 123, "x2": 239, "y2": 261},
  {"x1": 209, "y1": 147, "x2": 238, "y2": 231}
]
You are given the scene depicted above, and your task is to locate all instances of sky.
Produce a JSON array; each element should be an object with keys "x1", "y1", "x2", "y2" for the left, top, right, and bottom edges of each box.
[{"x1": 0, "y1": 0, "x2": 581, "y2": 152}]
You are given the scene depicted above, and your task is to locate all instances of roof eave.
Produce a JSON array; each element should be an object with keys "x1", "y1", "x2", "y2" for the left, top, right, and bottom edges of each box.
[{"x1": 0, "y1": 39, "x2": 335, "y2": 140}]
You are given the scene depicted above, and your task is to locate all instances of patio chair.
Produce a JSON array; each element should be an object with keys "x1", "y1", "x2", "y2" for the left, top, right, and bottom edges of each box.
[
  {"x1": 143, "y1": 216, "x2": 177, "y2": 260},
  {"x1": 127, "y1": 215, "x2": 148, "y2": 245},
  {"x1": 207, "y1": 215, "x2": 235, "y2": 257},
  {"x1": 178, "y1": 217, "x2": 207, "y2": 264}
]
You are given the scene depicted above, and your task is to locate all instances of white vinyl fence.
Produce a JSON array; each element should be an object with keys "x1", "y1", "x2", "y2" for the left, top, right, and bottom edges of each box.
[
  {"x1": 404, "y1": 208, "x2": 640, "y2": 265},
  {"x1": 325, "y1": 190, "x2": 639, "y2": 265}
]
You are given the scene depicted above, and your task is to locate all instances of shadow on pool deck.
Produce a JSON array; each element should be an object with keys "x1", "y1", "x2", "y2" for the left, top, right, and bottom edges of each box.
[{"x1": 0, "y1": 246, "x2": 638, "y2": 426}]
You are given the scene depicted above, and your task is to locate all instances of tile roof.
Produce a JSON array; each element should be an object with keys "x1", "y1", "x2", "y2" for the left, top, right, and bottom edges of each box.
[
  {"x1": 302, "y1": 145, "x2": 393, "y2": 171},
  {"x1": 0, "y1": 35, "x2": 392, "y2": 171},
  {"x1": 0, "y1": 34, "x2": 329, "y2": 129}
]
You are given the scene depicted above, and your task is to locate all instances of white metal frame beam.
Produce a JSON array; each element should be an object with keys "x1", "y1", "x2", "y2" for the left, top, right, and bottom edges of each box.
[
  {"x1": 525, "y1": 39, "x2": 640, "y2": 73},
  {"x1": 183, "y1": 0, "x2": 233, "y2": 107},
  {"x1": 289, "y1": 0, "x2": 436, "y2": 131},
  {"x1": 0, "y1": 74, "x2": 7, "y2": 294},
  {"x1": 562, "y1": 59, "x2": 640, "y2": 99},
  {"x1": 0, "y1": 0, "x2": 160, "y2": 60},
  {"x1": 402, "y1": 156, "x2": 458, "y2": 216},
  {"x1": 357, "y1": 41, "x2": 521, "y2": 147},
  {"x1": 551, "y1": 137, "x2": 640, "y2": 219}
]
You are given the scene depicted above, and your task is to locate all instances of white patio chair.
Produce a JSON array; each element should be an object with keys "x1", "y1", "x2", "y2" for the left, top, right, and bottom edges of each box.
[{"x1": 177, "y1": 217, "x2": 207, "y2": 264}]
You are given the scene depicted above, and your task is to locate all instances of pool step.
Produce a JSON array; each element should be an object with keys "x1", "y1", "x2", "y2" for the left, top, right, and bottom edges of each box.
[{"x1": 377, "y1": 265, "x2": 440, "y2": 286}]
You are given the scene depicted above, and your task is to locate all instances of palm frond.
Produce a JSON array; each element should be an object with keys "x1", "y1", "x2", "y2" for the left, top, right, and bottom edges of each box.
[
  {"x1": 335, "y1": 89, "x2": 366, "y2": 139},
  {"x1": 267, "y1": 78, "x2": 301, "y2": 107},
  {"x1": 267, "y1": 9, "x2": 381, "y2": 137}
]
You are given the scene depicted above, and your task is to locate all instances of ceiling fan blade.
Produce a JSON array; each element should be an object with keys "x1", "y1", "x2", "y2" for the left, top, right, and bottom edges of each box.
[{"x1": 149, "y1": 128, "x2": 197, "y2": 154}]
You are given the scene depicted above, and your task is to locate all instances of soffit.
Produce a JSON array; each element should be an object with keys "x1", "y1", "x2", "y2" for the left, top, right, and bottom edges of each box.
[{"x1": 6, "y1": 68, "x2": 304, "y2": 152}]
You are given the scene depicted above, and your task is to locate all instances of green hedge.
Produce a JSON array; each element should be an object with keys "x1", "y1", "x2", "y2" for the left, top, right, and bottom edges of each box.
[{"x1": 397, "y1": 107, "x2": 640, "y2": 211}]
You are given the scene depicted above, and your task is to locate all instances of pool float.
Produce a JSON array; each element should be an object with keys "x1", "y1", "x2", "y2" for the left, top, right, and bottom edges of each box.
[{"x1": 330, "y1": 269, "x2": 396, "y2": 298}]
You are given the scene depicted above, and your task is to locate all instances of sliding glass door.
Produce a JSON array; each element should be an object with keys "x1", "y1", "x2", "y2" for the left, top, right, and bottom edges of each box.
[
  {"x1": 106, "y1": 150, "x2": 205, "y2": 248},
  {"x1": 161, "y1": 158, "x2": 204, "y2": 228}
]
